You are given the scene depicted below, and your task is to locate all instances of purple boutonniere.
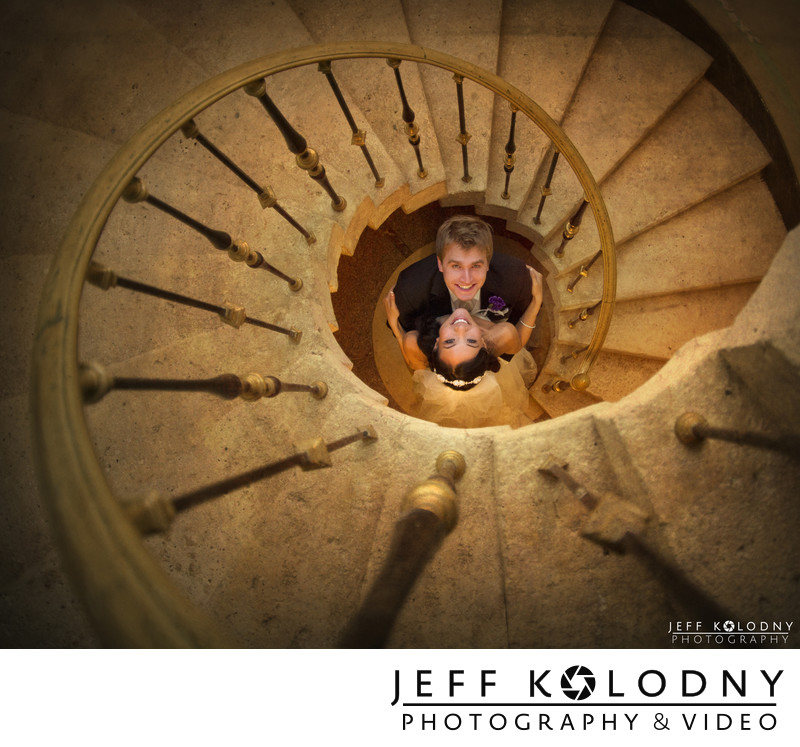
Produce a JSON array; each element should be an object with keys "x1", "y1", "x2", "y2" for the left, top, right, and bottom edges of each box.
[{"x1": 485, "y1": 295, "x2": 510, "y2": 320}]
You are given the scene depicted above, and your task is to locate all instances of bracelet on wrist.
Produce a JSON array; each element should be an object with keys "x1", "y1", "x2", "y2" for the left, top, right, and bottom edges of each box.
[{"x1": 519, "y1": 320, "x2": 535, "y2": 329}]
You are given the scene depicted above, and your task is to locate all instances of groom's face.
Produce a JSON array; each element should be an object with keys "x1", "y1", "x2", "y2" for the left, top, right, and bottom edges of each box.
[{"x1": 437, "y1": 243, "x2": 489, "y2": 302}]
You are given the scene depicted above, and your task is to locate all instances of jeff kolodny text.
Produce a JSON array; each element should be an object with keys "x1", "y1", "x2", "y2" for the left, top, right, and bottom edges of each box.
[{"x1": 391, "y1": 664, "x2": 785, "y2": 733}]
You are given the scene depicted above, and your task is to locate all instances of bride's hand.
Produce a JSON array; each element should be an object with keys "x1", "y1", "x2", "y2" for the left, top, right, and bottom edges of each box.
[
  {"x1": 527, "y1": 266, "x2": 543, "y2": 301},
  {"x1": 383, "y1": 287, "x2": 400, "y2": 327}
]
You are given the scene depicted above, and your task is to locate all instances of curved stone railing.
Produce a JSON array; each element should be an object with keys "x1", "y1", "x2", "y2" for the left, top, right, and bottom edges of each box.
[{"x1": 31, "y1": 42, "x2": 616, "y2": 645}]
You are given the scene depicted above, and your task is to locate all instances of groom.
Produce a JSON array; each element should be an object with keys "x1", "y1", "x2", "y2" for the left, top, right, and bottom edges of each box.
[{"x1": 392, "y1": 214, "x2": 534, "y2": 332}]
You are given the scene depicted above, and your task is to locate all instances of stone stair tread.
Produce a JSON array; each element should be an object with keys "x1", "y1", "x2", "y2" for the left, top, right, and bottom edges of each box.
[
  {"x1": 0, "y1": 0, "x2": 208, "y2": 144},
  {"x1": 483, "y1": 0, "x2": 614, "y2": 212},
  {"x1": 548, "y1": 79, "x2": 772, "y2": 263},
  {"x1": 491, "y1": 407, "x2": 675, "y2": 647},
  {"x1": 582, "y1": 350, "x2": 665, "y2": 402},
  {"x1": 522, "y1": 1, "x2": 712, "y2": 233},
  {"x1": 559, "y1": 283, "x2": 760, "y2": 359},
  {"x1": 129, "y1": 0, "x2": 313, "y2": 75},
  {"x1": 0, "y1": 111, "x2": 121, "y2": 256},
  {"x1": 530, "y1": 377, "x2": 604, "y2": 418},
  {"x1": 559, "y1": 175, "x2": 786, "y2": 306},
  {"x1": 403, "y1": 0, "x2": 503, "y2": 198},
  {"x1": 585, "y1": 332, "x2": 800, "y2": 623}
]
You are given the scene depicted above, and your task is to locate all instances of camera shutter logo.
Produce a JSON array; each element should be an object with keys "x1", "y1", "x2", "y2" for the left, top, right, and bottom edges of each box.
[{"x1": 561, "y1": 665, "x2": 596, "y2": 701}]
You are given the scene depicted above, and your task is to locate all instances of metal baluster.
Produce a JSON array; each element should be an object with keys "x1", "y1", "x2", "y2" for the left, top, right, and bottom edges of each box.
[
  {"x1": 453, "y1": 74, "x2": 472, "y2": 183},
  {"x1": 567, "y1": 250, "x2": 602, "y2": 293},
  {"x1": 340, "y1": 451, "x2": 466, "y2": 648},
  {"x1": 533, "y1": 149, "x2": 560, "y2": 224},
  {"x1": 560, "y1": 345, "x2": 589, "y2": 365},
  {"x1": 180, "y1": 119, "x2": 315, "y2": 244},
  {"x1": 122, "y1": 426, "x2": 378, "y2": 534},
  {"x1": 79, "y1": 363, "x2": 327, "y2": 404},
  {"x1": 537, "y1": 454, "x2": 735, "y2": 626},
  {"x1": 123, "y1": 177, "x2": 302, "y2": 290},
  {"x1": 123, "y1": 176, "x2": 231, "y2": 250},
  {"x1": 554, "y1": 199, "x2": 589, "y2": 258},
  {"x1": 318, "y1": 61, "x2": 384, "y2": 188},
  {"x1": 675, "y1": 413, "x2": 800, "y2": 458},
  {"x1": 501, "y1": 104, "x2": 518, "y2": 200},
  {"x1": 226, "y1": 240, "x2": 303, "y2": 290},
  {"x1": 244, "y1": 78, "x2": 347, "y2": 212},
  {"x1": 567, "y1": 300, "x2": 602, "y2": 328},
  {"x1": 86, "y1": 263, "x2": 301, "y2": 341},
  {"x1": 387, "y1": 58, "x2": 427, "y2": 178}
]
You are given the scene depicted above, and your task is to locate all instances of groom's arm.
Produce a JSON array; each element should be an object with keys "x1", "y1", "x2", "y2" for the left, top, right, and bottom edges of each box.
[{"x1": 490, "y1": 254, "x2": 533, "y2": 325}]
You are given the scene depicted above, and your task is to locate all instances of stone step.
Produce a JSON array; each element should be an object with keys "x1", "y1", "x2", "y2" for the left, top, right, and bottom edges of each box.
[
  {"x1": 546, "y1": 79, "x2": 772, "y2": 269},
  {"x1": 587, "y1": 327, "x2": 800, "y2": 625},
  {"x1": 492, "y1": 406, "x2": 672, "y2": 646},
  {"x1": 559, "y1": 283, "x2": 760, "y2": 359},
  {"x1": 482, "y1": 0, "x2": 614, "y2": 215},
  {"x1": 286, "y1": 0, "x2": 447, "y2": 192},
  {"x1": 530, "y1": 372, "x2": 605, "y2": 418},
  {"x1": 518, "y1": 1, "x2": 711, "y2": 234},
  {"x1": 403, "y1": 0, "x2": 503, "y2": 202},
  {"x1": 580, "y1": 349, "x2": 665, "y2": 402},
  {"x1": 0, "y1": 0, "x2": 208, "y2": 145},
  {"x1": 558, "y1": 175, "x2": 786, "y2": 307}
]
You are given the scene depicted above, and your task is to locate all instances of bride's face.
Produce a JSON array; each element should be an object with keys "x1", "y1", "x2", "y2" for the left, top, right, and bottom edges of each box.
[{"x1": 435, "y1": 309, "x2": 486, "y2": 368}]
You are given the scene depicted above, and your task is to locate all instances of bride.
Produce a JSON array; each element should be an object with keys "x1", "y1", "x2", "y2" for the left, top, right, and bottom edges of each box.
[{"x1": 383, "y1": 266, "x2": 543, "y2": 428}]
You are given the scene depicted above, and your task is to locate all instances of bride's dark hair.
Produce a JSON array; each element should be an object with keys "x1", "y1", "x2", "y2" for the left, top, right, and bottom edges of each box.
[{"x1": 415, "y1": 314, "x2": 500, "y2": 391}]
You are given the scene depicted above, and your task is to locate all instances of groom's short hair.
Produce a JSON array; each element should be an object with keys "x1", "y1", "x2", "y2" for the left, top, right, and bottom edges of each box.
[{"x1": 435, "y1": 215, "x2": 494, "y2": 263}]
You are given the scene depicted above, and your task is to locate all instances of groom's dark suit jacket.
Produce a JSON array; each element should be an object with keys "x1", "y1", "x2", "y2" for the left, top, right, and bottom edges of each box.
[{"x1": 393, "y1": 251, "x2": 532, "y2": 332}]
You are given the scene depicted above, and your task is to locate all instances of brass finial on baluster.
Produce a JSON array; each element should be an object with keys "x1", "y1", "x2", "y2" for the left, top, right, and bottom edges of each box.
[{"x1": 554, "y1": 199, "x2": 590, "y2": 258}]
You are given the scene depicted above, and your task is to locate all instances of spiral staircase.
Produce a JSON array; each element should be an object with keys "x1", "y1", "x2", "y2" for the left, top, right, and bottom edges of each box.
[{"x1": 3, "y1": 0, "x2": 800, "y2": 647}]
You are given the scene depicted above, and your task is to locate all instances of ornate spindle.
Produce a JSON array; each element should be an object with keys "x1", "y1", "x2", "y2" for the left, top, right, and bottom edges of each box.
[
  {"x1": 122, "y1": 426, "x2": 378, "y2": 534},
  {"x1": 567, "y1": 300, "x2": 602, "y2": 329},
  {"x1": 86, "y1": 262, "x2": 301, "y2": 341},
  {"x1": 554, "y1": 199, "x2": 590, "y2": 258},
  {"x1": 180, "y1": 119, "x2": 315, "y2": 244},
  {"x1": 560, "y1": 345, "x2": 590, "y2": 364},
  {"x1": 80, "y1": 363, "x2": 327, "y2": 405},
  {"x1": 123, "y1": 176, "x2": 231, "y2": 250},
  {"x1": 538, "y1": 454, "x2": 735, "y2": 625},
  {"x1": 340, "y1": 451, "x2": 466, "y2": 648},
  {"x1": 318, "y1": 61, "x2": 384, "y2": 188},
  {"x1": 387, "y1": 58, "x2": 427, "y2": 178},
  {"x1": 453, "y1": 73, "x2": 472, "y2": 183},
  {"x1": 226, "y1": 240, "x2": 302, "y2": 291},
  {"x1": 238, "y1": 374, "x2": 328, "y2": 401},
  {"x1": 567, "y1": 250, "x2": 602, "y2": 293},
  {"x1": 244, "y1": 78, "x2": 346, "y2": 211},
  {"x1": 123, "y1": 178, "x2": 302, "y2": 289},
  {"x1": 675, "y1": 413, "x2": 800, "y2": 458},
  {"x1": 533, "y1": 150, "x2": 560, "y2": 224},
  {"x1": 501, "y1": 104, "x2": 518, "y2": 200}
]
